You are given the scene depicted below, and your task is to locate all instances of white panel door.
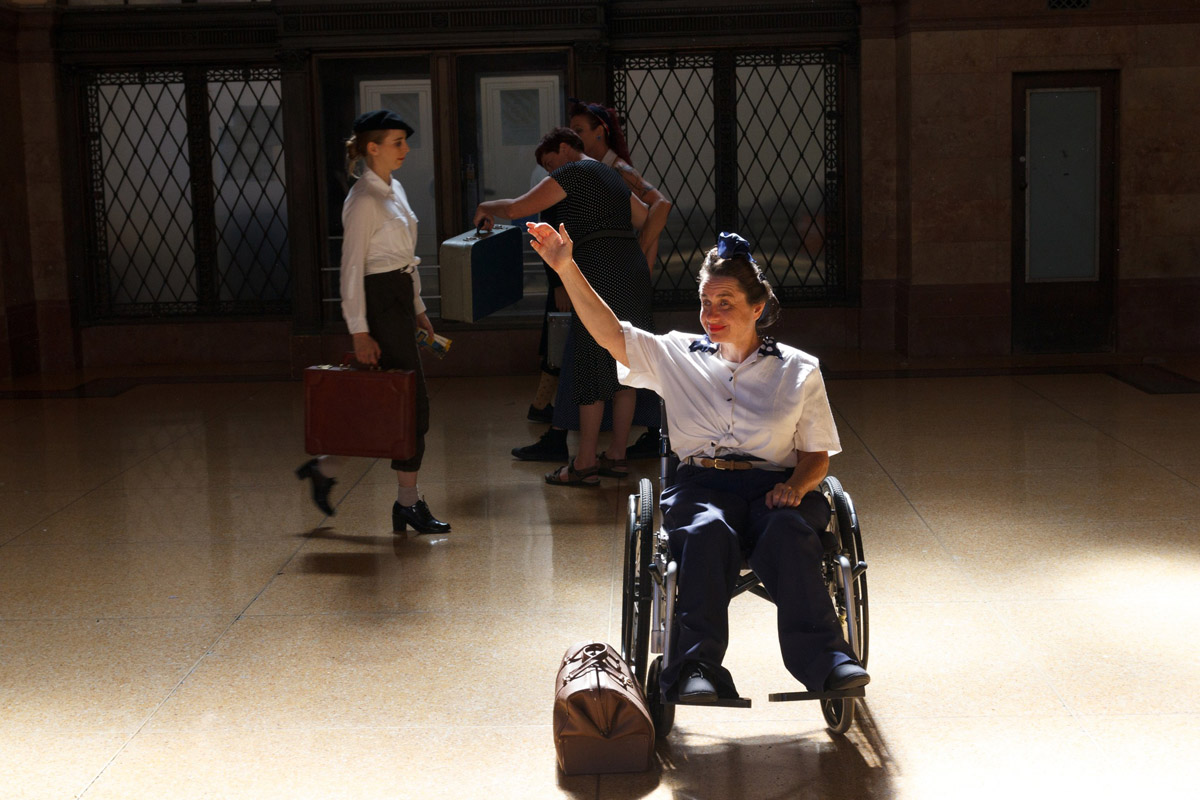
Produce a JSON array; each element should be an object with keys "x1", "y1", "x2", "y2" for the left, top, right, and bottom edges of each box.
[{"x1": 479, "y1": 75, "x2": 561, "y2": 204}]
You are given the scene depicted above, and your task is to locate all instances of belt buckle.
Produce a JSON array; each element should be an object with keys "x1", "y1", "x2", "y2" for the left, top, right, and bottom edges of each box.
[{"x1": 712, "y1": 458, "x2": 733, "y2": 470}]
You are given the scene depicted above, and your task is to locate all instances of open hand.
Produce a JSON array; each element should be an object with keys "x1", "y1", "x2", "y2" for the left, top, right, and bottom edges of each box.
[{"x1": 527, "y1": 222, "x2": 574, "y2": 272}]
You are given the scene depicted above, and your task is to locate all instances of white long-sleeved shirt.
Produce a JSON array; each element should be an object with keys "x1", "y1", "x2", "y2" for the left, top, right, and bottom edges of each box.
[{"x1": 339, "y1": 169, "x2": 425, "y2": 335}]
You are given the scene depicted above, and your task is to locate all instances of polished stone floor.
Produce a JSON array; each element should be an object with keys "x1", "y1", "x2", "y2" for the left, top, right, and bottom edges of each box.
[{"x1": 2, "y1": 360, "x2": 1198, "y2": 799}]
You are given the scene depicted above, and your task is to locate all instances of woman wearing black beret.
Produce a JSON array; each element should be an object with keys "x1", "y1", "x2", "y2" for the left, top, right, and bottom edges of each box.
[{"x1": 296, "y1": 109, "x2": 450, "y2": 534}]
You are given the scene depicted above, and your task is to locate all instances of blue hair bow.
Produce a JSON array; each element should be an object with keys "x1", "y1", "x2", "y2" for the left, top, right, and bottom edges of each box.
[{"x1": 717, "y1": 232, "x2": 756, "y2": 264}]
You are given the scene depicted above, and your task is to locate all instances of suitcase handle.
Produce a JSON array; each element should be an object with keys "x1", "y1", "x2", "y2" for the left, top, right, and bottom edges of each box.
[{"x1": 340, "y1": 352, "x2": 381, "y2": 371}]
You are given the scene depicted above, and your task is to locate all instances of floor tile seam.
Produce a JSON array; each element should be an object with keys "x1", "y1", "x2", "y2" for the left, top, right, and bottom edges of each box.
[
  {"x1": 234, "y1": 608, "x2": 604, "y2": 619},
  {"x1": 68, "y1": 504, "x2": 342, "y2": 795},
  {"x1": 0, "y1": 414, "x2": 220, "y2": 548},
  {"x1": 68, "y1": 606, "x2": 261, "y2": 799},
  {"x1": 0, "y1": 537, "x2": 312, "y2": 550},
  {"x1": 117, "y1": 722, "x2": 562, "y2": 735},
  {"x1": 825, "y1": 409, "x2": 991, "y2": 598},
  {"x1": 0, "y1": 613, "x2": 241, "y2": 623},
  {"x1": 975, "y1": 598, "x2": 1100, "y2": 746},
  {"x1": 1012, "y1": 375, "x2": 1186, "y2": 475}
]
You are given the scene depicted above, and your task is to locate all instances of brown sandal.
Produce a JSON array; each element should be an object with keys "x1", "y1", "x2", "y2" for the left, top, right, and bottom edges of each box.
[
  {"x1": 595, "y1": 454, "x2": 629, "y2": 478},
  {"x1": 545, "y1": 458, "x2": 600, "y2": 487}
]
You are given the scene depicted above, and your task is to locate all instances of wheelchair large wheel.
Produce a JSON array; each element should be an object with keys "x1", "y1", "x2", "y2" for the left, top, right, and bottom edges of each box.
[
  {"x1": 621, "y1": 478, "x2": 655, "y2": 685},
  {"x1": 820, "y1": 476, "x2": 869, "y2": 734},
  {"x1": 645, "y1": 655, "x2": 675, "y2": 738}
]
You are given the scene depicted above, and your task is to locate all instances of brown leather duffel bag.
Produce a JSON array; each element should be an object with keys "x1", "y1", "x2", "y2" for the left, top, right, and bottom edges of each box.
[{"x1": 553, "y1": 641, "x2": 655, "y2": 775}]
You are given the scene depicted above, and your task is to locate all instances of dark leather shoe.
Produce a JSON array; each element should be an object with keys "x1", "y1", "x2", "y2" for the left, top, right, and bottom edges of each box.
[
  {"x1": 677, "y1": 663, "x2": 718, "y2": 704},
  {"x1": 626, "y1": 429, "x2": 661, "y2": 460},
  {"x1": 824, "y1": 662, "x2": 870, "y2": 691},
  {"x1": 526, "y1": 403, "x2": 554, "y2": 423},
  {"x1": 511, "y1": 427, "x2": 568, "y2": 462},
  {"x1": 295, "y1": 459, "x2": 336, "y2": 516},
  {"x1": 392, "y1": 499, "x2": 451, "y2": 534}
]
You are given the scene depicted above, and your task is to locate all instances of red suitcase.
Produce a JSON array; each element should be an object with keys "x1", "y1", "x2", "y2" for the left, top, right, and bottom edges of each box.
[{"x1": 303, "y1": 362, "x2": 416, "y2": 460}]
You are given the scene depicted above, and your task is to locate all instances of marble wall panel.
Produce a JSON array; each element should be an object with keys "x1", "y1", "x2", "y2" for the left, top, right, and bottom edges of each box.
[
  {"x1": 1117, "y1": 278, "x2": 1200, "y2": 351},
  {"x1": 911, "y1": 111, "x2": 1006, "y2": 160},
  {"x1": 996, "y1": 25, "x2": 1137, "y2": 62},
  {"x1": 900, "y1": 281, "x2": 1011, "y2": 357},
  {"x1": 81, "y1": 321, "x2": 293, "y2": 368},
  {"x1": 860, "y1": 36, "x2": 896, "y2": 82},
  {"x1": 912, "y1": 240, "x2": 1007, "y2": 286},
  {"x1": 1123, "y1": 235, "x2": 1200, "y2": 281},
  {"x1": 4, "y1": 300, "x2": 39, "y2": 375},
  {"x1": 1130, "y1": 23, "x2": 1200, "y2": 69},
  {"x1": 908, "y1": 70, "x2": 1006, "y2": 123},
  {"x1": 910, "y1": 156, "x2": 1007, "y2": 245},
  {"x1": 0, "y1": 311, "x2": 9, "y2": 377},
  {"x1": 1124, "y1": 151, "x2": 1200, "y2": 197},
  {"x1": 35, "y1": 299, "x2": 75, "y2": 371},
  {"x1": 909, "y1": 29, "x2": 998, "y2": 75},
  {"x1": 860, "y1": 278, "x2": 897, "y2": 352},
  {"x1": 1132, "y1": 194, "x2": 1200, "y2": 241}
]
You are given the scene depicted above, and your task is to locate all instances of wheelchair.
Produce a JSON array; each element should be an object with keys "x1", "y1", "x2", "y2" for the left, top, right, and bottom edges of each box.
[{"x1": 620, "y1": 418, "x2": 869, "y2": 737}]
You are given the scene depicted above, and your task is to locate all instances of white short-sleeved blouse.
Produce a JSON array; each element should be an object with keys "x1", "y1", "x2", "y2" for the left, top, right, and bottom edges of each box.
[{"x1": 616, "y1": 323, "x2": 841, "y2": 468}]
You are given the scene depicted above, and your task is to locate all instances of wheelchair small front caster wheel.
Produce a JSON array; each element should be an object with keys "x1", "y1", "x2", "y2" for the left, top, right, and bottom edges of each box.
[{"x1": 646, "y1": 655, "x2": 675, "y2": 738}]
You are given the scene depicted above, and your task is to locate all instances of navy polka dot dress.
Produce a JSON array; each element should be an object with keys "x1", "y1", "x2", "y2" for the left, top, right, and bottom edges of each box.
[{"x1": 544, "y1": 159, "x2": 654, "y2": 405}]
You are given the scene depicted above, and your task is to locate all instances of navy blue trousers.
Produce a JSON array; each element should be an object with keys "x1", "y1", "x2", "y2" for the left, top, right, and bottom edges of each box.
[{"x1": 659, "y1": 464, "x2": 855, "y2": 696}]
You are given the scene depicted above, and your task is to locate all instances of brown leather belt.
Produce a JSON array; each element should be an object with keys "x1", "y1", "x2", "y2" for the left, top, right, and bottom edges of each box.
[{"x1": 684, "y1": 456, "x2": 758, "y2": 470}]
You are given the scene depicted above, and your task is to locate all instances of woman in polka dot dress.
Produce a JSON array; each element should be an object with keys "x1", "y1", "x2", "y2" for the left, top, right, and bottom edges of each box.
[{"x1": 475, "y1": 127, "x2": 653, "y2": 485}]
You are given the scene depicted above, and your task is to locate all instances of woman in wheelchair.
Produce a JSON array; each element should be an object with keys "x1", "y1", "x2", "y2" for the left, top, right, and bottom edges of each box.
[{"x1": 527, "y1": 222, "x2": 869, "y2": 704}]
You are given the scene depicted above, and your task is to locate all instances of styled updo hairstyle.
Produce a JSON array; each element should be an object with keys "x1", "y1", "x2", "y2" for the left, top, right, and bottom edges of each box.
[
  {"x1": 344, "y1": 129, "x2": 390, "y2": 179},
  {"x1": 698, "y1": 243, "x2": 781, "y2": 330},
  {"x1": 568, "y1": 100, "x2": 633, "y2": 165},
  {"x1": 534, "y1": 126, "x2": 585, "y2": 168}
]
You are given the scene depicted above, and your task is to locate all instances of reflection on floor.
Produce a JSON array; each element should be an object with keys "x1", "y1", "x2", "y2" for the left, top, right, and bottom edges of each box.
[{"x1": 2, "y1": 362, "x2": 1198, "y2": 799}]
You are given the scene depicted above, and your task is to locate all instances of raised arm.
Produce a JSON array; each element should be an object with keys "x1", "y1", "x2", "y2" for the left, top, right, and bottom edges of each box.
[
  {"x1": 474, "y1": 176, "x2": 567, "y2": 231},
  {"x1": 526, "y1": 222, "x2": 628, "y2": 367}
]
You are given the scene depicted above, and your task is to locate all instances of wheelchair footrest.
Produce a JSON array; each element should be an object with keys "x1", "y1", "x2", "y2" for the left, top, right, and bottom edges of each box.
[
  {"x1": 767, "y1": 687, "x2": 865, "y2": 703},
  {"x1": 672, "y1": 696, "x2": 753, "y2": 709}
]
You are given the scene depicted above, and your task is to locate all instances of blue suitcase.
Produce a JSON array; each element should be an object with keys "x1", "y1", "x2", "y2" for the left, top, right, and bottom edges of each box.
[{"x1": 438, "y1": 224, "x2": 524, "y2": 322}]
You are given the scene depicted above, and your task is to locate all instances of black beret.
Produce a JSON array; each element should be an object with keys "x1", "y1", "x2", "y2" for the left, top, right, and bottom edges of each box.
[{"x1": 352, "y1": 109, "x2": 415, "y2": 137}]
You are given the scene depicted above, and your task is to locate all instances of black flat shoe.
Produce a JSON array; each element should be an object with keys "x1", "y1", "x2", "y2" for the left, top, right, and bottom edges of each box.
[
  {"x1": 511, "y1": 427, "x2": 569, "y2": 462},
  {"x1": 526, "y1": 403, "x2": 554, "y2": 423},
  {"x1": 295, "y1": 459, "x2": 336, "y2": 516},
  {"x1": 392, "y1": 499, "x2": 451, "y2": 534},
  {"x1": 626, "y1": 429, "x2": 662, "y2": 460},
  {"x1": 676, "y1": 664, "x2": 718, "y2": 705},
  {"x1": 824, "y1": 662, "x2": 870, "y2": 691}
]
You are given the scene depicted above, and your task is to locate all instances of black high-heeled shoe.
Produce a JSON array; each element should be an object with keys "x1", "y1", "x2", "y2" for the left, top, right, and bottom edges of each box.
[
  {"x1": 295, "y1": 458, "x2": 337, "y2": 516},
  {"x1": 392, "y1": 499, "x2": 450, "y2": 534}
]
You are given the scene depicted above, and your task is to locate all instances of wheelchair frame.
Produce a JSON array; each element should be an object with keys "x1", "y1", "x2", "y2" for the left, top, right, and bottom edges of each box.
[{"x1": 620, "y1": 418, "x2": 869, "y2": 737}]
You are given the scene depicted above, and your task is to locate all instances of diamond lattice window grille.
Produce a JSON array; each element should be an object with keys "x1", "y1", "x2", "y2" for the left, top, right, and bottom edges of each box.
[
  {"x1": 81, "y1": 67, "x2": 290, "y2": 320},
  {"x1": 735, "y1": 52, "x2": 842, "y2": 302},
  {"x1": 92, "y1": 75, "x2": 197, "y2": 314},
  {"x1": 208, "y1": 68, "x2": 290, "y2": 312},
  {"x1": 614, "y1": 55, "x2": 717, "y2": 304},
  {"x1": 613, "y1": 49, "x2": 847, "y2": 307}
]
